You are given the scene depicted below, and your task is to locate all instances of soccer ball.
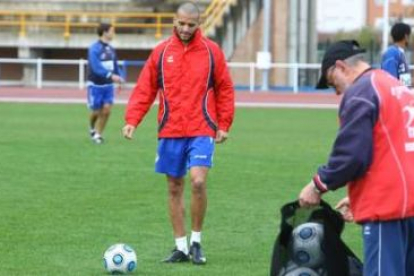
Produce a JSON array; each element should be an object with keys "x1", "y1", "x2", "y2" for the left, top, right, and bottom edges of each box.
[
  {"x1": 283, "y1": 266, "x2": 319, "y2": 276},
  {"x1": 279, "y1": 261, "x2": 320, "y2": 276},
  {"x1": 278, "y1": 261, "x2": 298, "y2": 276},
  {"x1": 317, "y1": 267, "x2": 328, "y2": 276},
  {"x1": 103, "y1": 243, "x2": 137, "y2": 274},
  {"x1": 291, "y1": 222, "x2": 324, "y2": 268}
]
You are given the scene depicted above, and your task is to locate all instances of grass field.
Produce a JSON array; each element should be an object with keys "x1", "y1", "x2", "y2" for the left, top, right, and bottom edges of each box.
[{"x1": 0, "y1": 103, "x2": 362, "y2": 275}]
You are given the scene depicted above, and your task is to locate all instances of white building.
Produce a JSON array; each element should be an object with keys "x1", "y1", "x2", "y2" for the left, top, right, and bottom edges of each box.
[{"x1": 317, "y1": 0, "x2": 367, "y2": 33}]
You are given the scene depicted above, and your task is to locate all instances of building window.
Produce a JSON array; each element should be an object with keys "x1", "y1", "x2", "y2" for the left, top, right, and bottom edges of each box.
[
  {"x1": 402, "y1": 0, "x2": 414, "y2": 5},
  {"x1": 375, "y1": 0, "x2": 398, "y2": 6}
]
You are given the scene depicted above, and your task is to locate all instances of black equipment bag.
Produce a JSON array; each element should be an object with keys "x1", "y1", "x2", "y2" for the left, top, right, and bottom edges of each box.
[{"x1": 270, "y1": 200, "x2": 363, "y2": 276}]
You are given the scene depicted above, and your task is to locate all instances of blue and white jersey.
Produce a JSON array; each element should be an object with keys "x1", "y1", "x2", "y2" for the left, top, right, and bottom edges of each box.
[
  {"x1": 87, "y1": 40, "x2": 120, "y2": 85},
  {"x1": 381, "y1": 45, "x2": 411, "y2": 86}
]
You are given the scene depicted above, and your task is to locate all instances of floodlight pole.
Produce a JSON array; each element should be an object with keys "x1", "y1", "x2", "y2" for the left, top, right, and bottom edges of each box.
[
  {"x1": 261, "y1": 0, "x2": 271, "y2": 91},
  {"x1": 382, "y1": 0, "x2": 390, "y2": 54}
]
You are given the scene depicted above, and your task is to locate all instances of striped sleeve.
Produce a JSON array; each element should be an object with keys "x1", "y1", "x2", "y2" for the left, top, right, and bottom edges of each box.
[{"x1": 316, "y1": 74, "x2": 379, "y2": 190}]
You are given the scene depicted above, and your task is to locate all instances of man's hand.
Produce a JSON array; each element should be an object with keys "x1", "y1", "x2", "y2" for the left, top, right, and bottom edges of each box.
[
  {"x1": 122, "y1": 124, "x2": 136, "y2": 140},
  {"x1": 335, "y1": 197, "x2": 354, "y2": 222},
  {"x1": 111, "y1": 74, "x2": 124, "y2": 95},
  {"x1": 215, "y1": 130, "x2": 228, "y2": 144},
  {"x1": 299, "y1": 181, "x2": 322, "y2": 208},
  {"x1": 111, "y1": 74, "x2": 124, "y2": 84}
]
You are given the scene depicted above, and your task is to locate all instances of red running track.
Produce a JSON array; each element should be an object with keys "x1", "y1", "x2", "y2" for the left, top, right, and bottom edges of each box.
[{"x1": 0, "y1": 86, "x2": 341, "y2": 108}]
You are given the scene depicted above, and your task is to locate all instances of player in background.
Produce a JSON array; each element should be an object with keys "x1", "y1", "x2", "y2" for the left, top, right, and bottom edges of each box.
[
  {"x1": 381, "y1": 22, "x2": 412, "y2": 86},
  {"x1": 122, "y1": 2, "x2": 235, "y2": 265},
  {"x1": 87, "y1": 23, "x2": 123, "y2": 144}
]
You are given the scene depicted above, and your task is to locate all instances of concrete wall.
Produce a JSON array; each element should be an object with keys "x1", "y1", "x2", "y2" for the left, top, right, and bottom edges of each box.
[
  {"x1": 0, "y1": 0, "x2": 158, "y2": 12},
  {"x1": 229, "y1": 0, "x2": 318, "y2": 89},
  {"x1": 213, "y1": 0, "x2": 262, "y2": 58},
  {"x1": 3, "y1": 0, "x2": 317, "y2": 89}
]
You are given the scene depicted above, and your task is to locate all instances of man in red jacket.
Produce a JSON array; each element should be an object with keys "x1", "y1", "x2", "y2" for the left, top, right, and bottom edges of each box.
[
  {"x1": 299, "y1": 40, "x2": 414, "y2": 276},
  {"x1": 122, "y1": 2, "x2": 234, "y2": 265}
]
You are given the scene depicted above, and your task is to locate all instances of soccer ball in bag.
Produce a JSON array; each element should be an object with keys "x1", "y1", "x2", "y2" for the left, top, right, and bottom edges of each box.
[
  {"x1": 284, "y1": 266, "x2": 319, "y2": 276},
  {"x1": 103, "y1": 243, "x2": 137, "y2": 274},
  {"x1": 279, "y1": 261, "x2": 320, "y2": 276},
  {"x1": 291, "y1": 222, "x2": 325, "y2": 268}
]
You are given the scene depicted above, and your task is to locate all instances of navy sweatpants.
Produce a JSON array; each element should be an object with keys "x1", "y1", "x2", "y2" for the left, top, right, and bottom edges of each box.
[{"x1": 362, "y1": 217, "x2": 414, "y2": 276}]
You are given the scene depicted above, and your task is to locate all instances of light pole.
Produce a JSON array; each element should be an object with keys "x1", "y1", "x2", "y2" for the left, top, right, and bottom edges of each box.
[
  {"x1": 382, "y1": 0, "x2": 390, "y2": 54},
  {"x1": 260, "y1": 0, "x2": 271, "y2": 91}
]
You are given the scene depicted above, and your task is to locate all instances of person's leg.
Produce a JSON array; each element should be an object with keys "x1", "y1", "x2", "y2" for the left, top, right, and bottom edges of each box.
[
  {"x1": 95, "y1": 104, "x2": 112, "y2": 137},
  {"x1": 362, "y1": 221, "x2": 405, "y2": 276},
  {"x1": 156, "y1": 138, "x2": 190, "y2": 262},
  {"x1": 187, "y1": 136, "x2": 214, "y2": 265},
  {"x1": 87, "y1": 85, "x2": 103, "y2": 141},
  {"x1": 163, "y1": 175, "x2": 189, "y2": 263},
  {"x1": 167, "y1": 175, "x2": 186, "y2": 239},
  {"x1": 89, "y1": 109, "x2": 99, "y2": 135},
  {"x1": 189, "y1": 166, "x2": 208, "y2": 234},
  {"x1": 94, "y1": 85, "x2": 114, "y2": 139},
  {"x1": 188, "y1": 166, "x2": 208, "y2": 265}
]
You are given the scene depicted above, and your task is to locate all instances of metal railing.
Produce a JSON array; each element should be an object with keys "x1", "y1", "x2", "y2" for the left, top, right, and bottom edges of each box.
[
  {"x1": 203, "y1": 0, "x2": 236, "y2": 35},
  {"x1": 0, "y1": 0, "x2": 235, "y2": 39},
  {"x1": 0, "y1": 10, "x2": 175, "y2": 38},
  {"x1": 0, "y1": 58, "x2": 323, "y2": 93}
]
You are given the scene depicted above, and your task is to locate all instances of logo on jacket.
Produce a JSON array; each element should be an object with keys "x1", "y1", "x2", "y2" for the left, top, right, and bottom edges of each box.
[
  {"x1": 403, "y1": 103, "x2": 414, "y2": 151},
  {"x1": 404, "y1": 105, "x2": 414, "y2": 142},
  {"x1": 391, "y1": 86, "x2": 414, "y2": 151},
  {"x1": 167, "y1": 55, "x2": 174, "y2": 63},
  {"x1": 404, "y1": 105, "x2": 414, "y2": 130},
  {"x1": 391, "y1": 86, "x2": 414, "y2": 99},
  {"x1": 363, "y1": 225, "x2": 371, "y2": 236}
]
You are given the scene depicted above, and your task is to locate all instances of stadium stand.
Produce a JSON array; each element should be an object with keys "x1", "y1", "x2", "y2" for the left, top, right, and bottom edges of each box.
[{"x1": 0, "y1": 0, "x2": 262, "y2": 88}]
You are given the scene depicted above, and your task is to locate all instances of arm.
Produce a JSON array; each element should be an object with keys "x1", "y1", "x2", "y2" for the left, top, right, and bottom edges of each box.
[
  {"x1": 299, "y1": 81, "x2": 379, "y2": 206},
  {"x1": 381, "y1": 51, "x2": 399, "y2": 79},
  {"x1": 112, "y1": 52, "x2": 124, "y2": 82},
  {"x1": 213, "y1": 47, "x2": 235, "y2": 142},
  {"x1": 111, "y1": 52, "x2": 124, "y2": 93},
  {"x1": 123, "y1": 51, "x2": 159, "y2": 138},
  {"x1": 88, "y1": 45, "x2": 113, "y2": 79},
  {"x1": 314, "y1": 93, "x2": 378, "y2": 191}
]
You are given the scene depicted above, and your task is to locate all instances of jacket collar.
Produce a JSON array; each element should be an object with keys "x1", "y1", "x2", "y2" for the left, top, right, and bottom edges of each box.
[{"x1": 172, "y1": 28, "x2": 203, "y2": 47}]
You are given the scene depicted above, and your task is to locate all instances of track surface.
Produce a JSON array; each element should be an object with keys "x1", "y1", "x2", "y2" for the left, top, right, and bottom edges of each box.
[{"x1": 0, "y1": 87, "x2": 340, "y2": 109}]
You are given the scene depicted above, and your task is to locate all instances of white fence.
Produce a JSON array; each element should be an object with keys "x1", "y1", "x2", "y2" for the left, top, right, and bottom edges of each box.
[{"x1": 0, "y1": 58, "x2": 323, "y2": 93}]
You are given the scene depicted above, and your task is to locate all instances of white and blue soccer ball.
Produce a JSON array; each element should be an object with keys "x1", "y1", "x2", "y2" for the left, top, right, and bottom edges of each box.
[
  {"x1": 103, "y1": 243, "x2": 137, "y2": 274},
  {"x1": 283, "y1": 266, "x2": 320, "y2": 276},
  {"x1": 291, "y1": 222, "x2": 325, "y2": 268},
  {"x1": 279, "y1": 261, "x2": 320, "y2": 276},
  {"x1": 278, "y1": 261, "x2": 298, "y2": 276}
]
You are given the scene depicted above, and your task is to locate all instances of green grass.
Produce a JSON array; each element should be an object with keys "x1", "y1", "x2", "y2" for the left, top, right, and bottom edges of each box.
[{"x1": 0, "y1": 103, "x2": 362, "y2": 275}]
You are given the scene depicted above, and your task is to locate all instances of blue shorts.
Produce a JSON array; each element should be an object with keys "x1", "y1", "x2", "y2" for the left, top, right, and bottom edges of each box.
[
  {"x1": 362, "y1": 217, "x2": 414, "y2": 276},
  {"x1": 87, "y1": 84, "x2": 114, "y2": 110},
  {"x1": 155, "y1": 136, "x2": 215, "y2": 178}
]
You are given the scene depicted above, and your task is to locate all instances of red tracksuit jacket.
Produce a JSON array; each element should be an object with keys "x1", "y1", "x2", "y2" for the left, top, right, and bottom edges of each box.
[
  {"x1": 313, "y1": 69, "x2": 414, "y2": 222},
  {"x1": 125, "y1": 29, "x2": 235, "y2": 138},
  {"x1": 349, "y1": 71, "x2": 414, "y2": 222}
]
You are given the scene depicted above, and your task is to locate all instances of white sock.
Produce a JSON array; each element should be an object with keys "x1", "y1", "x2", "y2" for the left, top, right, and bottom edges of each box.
[
  {"x1": 190, "y1": 231, "x2": 201, "y2": 245},
  {"x1": 93, "y1": 132, "x2": 101, "y2": 139},
  {"x1": 175, "y1": 236, "x2": 188, "y2": 255}
]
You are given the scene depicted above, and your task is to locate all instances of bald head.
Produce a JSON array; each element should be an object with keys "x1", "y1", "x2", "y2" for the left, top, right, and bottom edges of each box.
[
  {"x1": 174, "y1": 2, "x2": 201, "y2": 44},
  {"x1": 177, "y1": 2, "x2": 200, "y2": 20}
]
